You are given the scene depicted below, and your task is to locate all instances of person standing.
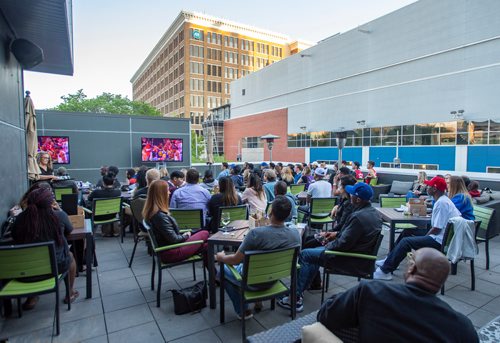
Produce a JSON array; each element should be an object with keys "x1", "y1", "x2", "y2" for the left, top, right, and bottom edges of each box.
[{"x1": 36, "y1": 151, "x2": 57, "y2": 182}]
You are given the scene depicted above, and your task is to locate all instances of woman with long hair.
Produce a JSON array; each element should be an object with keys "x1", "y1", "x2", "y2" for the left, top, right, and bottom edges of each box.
[
  {"x1": 297, "y1": 166, "x2": 313, "y2": 190},
  {"x1": 11, "y1": 187, "x2": 78, "y2": 309},
  {"x1": 241, "y1": 173, "x2": 267, "y2": 216},
  {"x1": 281, "y1": 167, "x2": 295, "y2": 186},
  {"x1": 142, "y1": 180, "x2": 208, "y2": 263},
  {"x1": 36, "y1": 151, "x2": 57, "y2": 182},
  {"x1": 207, "y1": 176, "x2": 242, "y2": 233},
  {"x1": 448, "y1": 176, "x2": 475, "y2": 220},
  {"x1": 406, "y1": 171, "x2": 429, "y2": 201}
]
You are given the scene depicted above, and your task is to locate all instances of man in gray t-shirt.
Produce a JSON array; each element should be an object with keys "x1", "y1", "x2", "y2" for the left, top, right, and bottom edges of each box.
[{"x1": 215, "y1": 196, "x2": 301, "y2": 319}]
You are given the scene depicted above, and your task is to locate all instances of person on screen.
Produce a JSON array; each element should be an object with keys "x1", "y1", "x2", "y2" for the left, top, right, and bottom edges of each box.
[{"x1": 36, "y1": 151, "x2": 57, "y2": 182}]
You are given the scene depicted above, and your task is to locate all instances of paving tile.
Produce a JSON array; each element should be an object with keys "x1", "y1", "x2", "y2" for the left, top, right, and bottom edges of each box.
[
  {"x1": 52, "y1": 314, "x2": 107, "y2": 343},
  {"x1": 105, "y1": 303, "x2": 154, "y2": 333},
  {"x1": 1, "y1": 304, "x2": 56, "y2": 337},
  {"x1": 100, "y1": 276, "x2": 140, "y2": 296},
  {"x1": 102, "y1": 289, "x2": 146, "y2": 313},
  {"x1": 467, "y1": 308, "x2": 498, "y2": 328},
  {"x1": 169, "y1": 328, "x2": 222, "y2": 343},
  {"x1": 478, "y1": 271, "x2": 500, "y2": 284},
  {"x1": 212, "y1": 317, "x2": 265, "y2": 343},
  {"x1": 7, "y1": 327, "x2": 53, "y2": 343},
  {"x1": 445, "y1": 285, "x2": 493, "y2": 307},
  {"x1": 141, "y1": 287, "x2": 173, "y2": 303},
  {"x1": 481, "y1": 296, "x2": 500, "y2": 315},
  {"x1": 438, "y1": 295, "x2": 478, "y2": 316},
  {"x1": 108, "y1": 321, "x2": 164, "y2": 343},
  {"x1": 81, "y1": 334, "x2": 109, "y2": 343},
  {"x1": 97, "y1": 258, "x2": 130, "y2": 272},
  {"x1": 60, "y1": 298, "x2": 103, "y2": 323},
  {"x1": 98, "y1": 267, "x2": 135, "y2": 283},
  {"x1": 97, "y1": 251, "x2": 126, "y2": 263}
]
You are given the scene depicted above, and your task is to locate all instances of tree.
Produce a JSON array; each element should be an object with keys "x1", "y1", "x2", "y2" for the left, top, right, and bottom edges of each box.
[{"x1": 52, "y1": 89, "x2": 161, "y2": 116}]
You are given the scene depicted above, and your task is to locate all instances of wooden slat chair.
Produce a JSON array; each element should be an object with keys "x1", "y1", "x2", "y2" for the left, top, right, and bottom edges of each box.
[
  {"x1": 218, "y1": 205, "x2": 249, "y2": 228},
  {"x1": 142, "y1": 220, "x2": 206, "y2": 308},
  {"x1": 54, "y1": 187, "x2": 74, "y2": 202},
  {"x1": 321, "y1": 232, "x2": 383, "y2": 303},
  {"x1": 289, "y1": 184, "x2": 305, "y2": 196},
  {"x1": 170, "y1": 208, "x2": 204, "y2": 233},
  {"x1": 307, "y1": 197, "x2": 337, "y2": 231},
  {"x1": 440, "y1": 221, "x2": 479, "y2": 295},
  {"x1": 379, "y1": 195, "x2": 418, "y2": 230},
  {"x1": 0, "y1": 242, "x2": 70, "y2": 336},
  {"x1": 219, "y1": 245, "x2": 300, "y2": 342},
  {"x1": 473, "y1": 205, "x2": 497, "y2": 269}
]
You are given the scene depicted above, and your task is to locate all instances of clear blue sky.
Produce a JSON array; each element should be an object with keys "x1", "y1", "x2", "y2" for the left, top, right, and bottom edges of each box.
[{"x1": 24, "y1": 0, "x2": 415, "y2": 109}]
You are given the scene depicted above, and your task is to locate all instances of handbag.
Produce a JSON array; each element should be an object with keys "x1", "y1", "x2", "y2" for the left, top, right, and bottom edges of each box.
[{"x1": 171, "y1": 281, "x2": 207, "y2": 315}]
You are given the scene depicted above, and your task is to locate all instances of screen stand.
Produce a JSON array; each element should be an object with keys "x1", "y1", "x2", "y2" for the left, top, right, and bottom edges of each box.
[{"x1": 156, "y1": 162, "x2": 167, "y2": 170}]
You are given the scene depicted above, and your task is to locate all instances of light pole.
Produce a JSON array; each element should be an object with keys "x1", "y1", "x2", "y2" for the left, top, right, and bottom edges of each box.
[{"x1": 260, "y1": 134, "x2": 280, "y2": 163}]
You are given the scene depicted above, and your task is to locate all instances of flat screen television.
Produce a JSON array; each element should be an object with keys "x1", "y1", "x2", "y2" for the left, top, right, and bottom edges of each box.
[
  {"x1": 37, "y1": 136, "x2": 70, "y2": 164},
  {"x1": 141, "y1": 137, "x2": 183, "y2": 162}
]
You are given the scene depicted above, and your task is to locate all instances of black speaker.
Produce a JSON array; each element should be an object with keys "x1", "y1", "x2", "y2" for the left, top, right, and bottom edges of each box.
[{"x1": 10, "y1": 38, "x2": 44, "y2": 69}]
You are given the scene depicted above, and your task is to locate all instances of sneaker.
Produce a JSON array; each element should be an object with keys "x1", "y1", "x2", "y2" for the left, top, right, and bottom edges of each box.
[
  {"x1": 237, "y1": 309, "x2": 253, "y2": 320},
  {"x1": 375, "y1": 258, "x2": 386, "y2": 267},
  {"x1": 277, "y1": 296, "x2": 304, "y2": 313},
  {"x1": 373, "y1": 267, "x2": 393, "y2": 281}
]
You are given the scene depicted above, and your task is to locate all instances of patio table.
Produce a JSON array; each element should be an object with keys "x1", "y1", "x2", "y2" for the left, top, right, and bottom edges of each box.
[{"x1": 67, "y1": 219, "x2": 94, "y2": 298}]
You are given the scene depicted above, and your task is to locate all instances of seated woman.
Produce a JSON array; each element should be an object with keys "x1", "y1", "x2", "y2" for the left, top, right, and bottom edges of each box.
[
  {"x1": 241, "y1": 173, "x2": 267, "y2": 217},
  {"x1": 468, "y1": 180, "x2": 481, "y2": 198},
  {"x1": 281, "y1": 167, "x2": 295, "y2": 186},
  {"x1": 200, "y1": 169, "x2": 218, "y2": 192},
  {"x1": 207, "y1": 177, "x2": 242, "y2": 233},
  {"x1": 406, "y1": 171, "x2": 428, "y2": 201},
  {"x1": 297, "y1": 166, "x2": 313, "y2": 190},
  {"x1": 142, "y1": 180, "x2": 208, "y2": 263},
  {"x1": 11, "y1": 188, "x2": 78, "y2": 310},
  {"x1": 36, "y1": 151, "x2": 57, "y2": 182},
  {"x1": 448, "y1": 176, "x2": 475, "y2": 220}
]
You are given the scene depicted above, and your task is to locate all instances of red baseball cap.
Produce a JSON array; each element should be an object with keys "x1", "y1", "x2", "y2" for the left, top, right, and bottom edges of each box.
[{"x1": 424, "y1": 176, "x2": 447, "y2": 192}]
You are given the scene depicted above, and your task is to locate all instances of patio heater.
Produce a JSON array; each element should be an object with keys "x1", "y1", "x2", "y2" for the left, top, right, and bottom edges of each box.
[
  {"x1": 260, "y1": 134, "x2": 280, "y2": 163},
  {"x1": 393, "y1": 130, "x2": 401, "y2": 168},
  {"x1": 336, "y1": 131, "x2": 347, "y2": 163}
]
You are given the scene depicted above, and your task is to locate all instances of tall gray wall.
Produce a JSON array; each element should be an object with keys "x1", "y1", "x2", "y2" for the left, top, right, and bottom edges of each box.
[
  {"x1": 37, "y1": 111, "x2": 191, "y2": 183},
  {"x1": 0, "y1": 15, "x2": 28, "y2": 222}
]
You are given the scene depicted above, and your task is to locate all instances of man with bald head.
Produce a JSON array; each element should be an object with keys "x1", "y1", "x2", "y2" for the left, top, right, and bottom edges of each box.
[{"x1": 317, "y1": 248, "x2": 478, "y2": 342}]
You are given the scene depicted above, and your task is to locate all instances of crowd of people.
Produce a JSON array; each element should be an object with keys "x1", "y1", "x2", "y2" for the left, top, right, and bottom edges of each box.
[{"x1": 2, "y1": 155, "x2": 483, "y2": 341}]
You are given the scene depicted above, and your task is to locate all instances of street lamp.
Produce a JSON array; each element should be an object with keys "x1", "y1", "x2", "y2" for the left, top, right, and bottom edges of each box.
[{"x1": 260, "y1": 134, "x2": 280, "y2": 163}]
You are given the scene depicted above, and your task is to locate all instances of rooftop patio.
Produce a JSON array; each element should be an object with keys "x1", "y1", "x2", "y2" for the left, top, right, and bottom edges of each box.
[{"x1": 2, "y1": 225, "x2": 500, "y2": 342}]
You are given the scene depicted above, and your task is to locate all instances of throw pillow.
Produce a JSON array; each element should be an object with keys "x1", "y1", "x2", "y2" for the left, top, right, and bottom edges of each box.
[
  {"x1": 389, "y1": 181, "x2": 414, "y2": 195},
  {"x1": 473, "y1": 194, "x2": 491, "y2": 204},
  {"x1": 489, "y1": 191, "x2": 500, "y2": 201}
]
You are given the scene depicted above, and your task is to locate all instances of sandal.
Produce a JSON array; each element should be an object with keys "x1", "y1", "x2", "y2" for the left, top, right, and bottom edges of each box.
[
  {"x1": 22, "y1": 296, "x2": 39, "y2": 311},
  {"x1": 64, "y1": 290, "x2": 80, "y2": 304}
]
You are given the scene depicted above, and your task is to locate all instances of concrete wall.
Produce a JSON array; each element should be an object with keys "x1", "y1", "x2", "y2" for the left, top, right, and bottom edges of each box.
[
  {"x1": 38, "y1": 111, "x2": 191, "y2": 183},
  {"x1": 0, "y1": 15, "x2": 28, "y2": 222},
  {"x1": 230, "y1": 0, "x2": 500, "y2": 132}
]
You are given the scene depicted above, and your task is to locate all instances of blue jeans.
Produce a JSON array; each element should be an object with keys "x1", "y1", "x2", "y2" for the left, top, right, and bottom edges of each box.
[
  {"x1": 406, "y1": 191, "x2": 418, "y2": 202},
  {"x1": 297, "y1": 247, "x2": 325, "y2": 295},
  {"x1": 381, "y1": 236, "x2": 441, "y2": 273}
]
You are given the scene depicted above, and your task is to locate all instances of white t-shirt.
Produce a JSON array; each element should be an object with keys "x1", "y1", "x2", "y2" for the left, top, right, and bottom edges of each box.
[
  {"x1": 307, "y1": 179, "x2": 332, "y2": 198},
  {"x1": 429, "y1": 195, "x2": 461, "y2": 244}
]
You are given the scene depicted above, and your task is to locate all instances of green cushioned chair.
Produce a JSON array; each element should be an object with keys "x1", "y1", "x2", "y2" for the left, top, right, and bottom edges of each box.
[
  {"x1": 142, "y1": 220, "x2": 206, "y2": 308},
  {"x1": 53, "y1": 187, "x2": 74, "y2": 202},
  {"x1": 321, "y1": 232, "x2": 383, "y2": 303},
  {"x1": 85, "y1": 197, "x2": 124, "y2": 241},
  {"x1": 289, "y1": 184, "x2": 305, "y2": 196},
  {"x1": 219, "y1": 245, "x2": 300, "y2": 341},
  {"x1": 379, "y1": 195, "x2": 418, "y2": 230},
  {"x1": 308, "y1": 197, "x2": 337, "y2": 231},
  {"x1": 170, "y1": 208, "x2": 204, "y2": 233},
  {"x1": 0, "y1": 242, "x2": 70, "y2": 336},
  {"x1": 218, "y1": 205, "x2": 249, "y2": 228},
  {"x1": 473, "y1": 205, "x2": 497, "y2": 270}
]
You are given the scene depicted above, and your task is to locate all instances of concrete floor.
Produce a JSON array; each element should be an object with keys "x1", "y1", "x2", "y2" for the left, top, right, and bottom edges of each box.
[{"x1": 1, "y1": 229, "x2": 500, "y2": 342}]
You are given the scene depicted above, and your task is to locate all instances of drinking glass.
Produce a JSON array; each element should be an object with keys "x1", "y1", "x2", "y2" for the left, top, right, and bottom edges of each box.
[{"x1": 221, "y1": 212, "x2": 231, "y2": 234}]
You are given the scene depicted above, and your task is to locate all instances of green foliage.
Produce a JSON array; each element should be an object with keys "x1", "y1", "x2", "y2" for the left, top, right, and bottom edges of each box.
[
  {"x1": 190, "y1": 131, "x2": 225, "y2": 163},
  {"x1": 52, "y1": 89, "x2": 161, "y2": 116}
]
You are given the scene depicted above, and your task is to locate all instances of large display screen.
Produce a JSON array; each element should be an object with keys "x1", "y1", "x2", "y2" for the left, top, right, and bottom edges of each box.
[
  {"x1": 141, "y1": 137, "x2": 183, "y2": 162},
  {"x1": 37, "y1": 136, "x2": 70, "y2": 164}
]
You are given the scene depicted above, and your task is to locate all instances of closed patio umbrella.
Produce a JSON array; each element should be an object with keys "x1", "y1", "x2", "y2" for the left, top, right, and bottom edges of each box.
[{"x1": 24, "y1": 91, "x2": 41, "y2": 180}]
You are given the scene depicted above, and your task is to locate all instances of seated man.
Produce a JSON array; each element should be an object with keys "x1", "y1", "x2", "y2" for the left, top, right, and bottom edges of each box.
[
  {"x1": 374, "y1": 176, "x2": 461, "y2": 280},
  {"x1": 279, "y1": 183, "x2": 382, "y2": 312},
  {"x1": 274, "y1": 181, "x2": 298, "y2": 222},
  {"x1": 298, "y1": 167, "x2": 332, "y2": 215},
  {"x1": 215, "y1": 196, "x2": 301, "y2": 320},
  {"x1": 132, "y1": 168, "x2": 160, "y2": 199},
  {"x1": 86, "y1": 172, "x2": 121, "y2": 236},
  {"x1": 167, "y1": 170, "x2": 185, "y2": 197},
  {"x1": 318, "y1": 248, "x2": 478, "y2": 342},
  {"x1": 52, "y1": 166, "x2": 78, "y2": 194},
  {"x1": 169, "y1": 169, "x2": 211, "y2": 225}
]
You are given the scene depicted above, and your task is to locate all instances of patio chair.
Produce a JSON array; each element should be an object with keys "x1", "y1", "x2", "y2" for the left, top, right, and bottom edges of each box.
[
  {"x1": 300, "y1": 197, "x2": 337, "y2": 231},
  {"x1": 142, "y1": 220, "x2": 206, "y2": 308},
  {"x1": 473, "y1": 205, "x2": 497, "y2": 269},
  {"x1": 0, "y1": 242, "x2": 71, "y2": 336},
  {"x1": 170, "y1": 208, "x2": 204, "y2": 233},
  {"x1": 54, "y1": 187, "x2": 74, "y2": 202},
  {"x1": 321, "y1": 231, "x2": 383, "y2": 303},
  {"x1": 440, "y1": 221, "x2": 479, "y2": 295},
  {"x1": 128, "y1": 197, "x2": 148, "y2": 268},
  {"x1": 218, "y1": 205, "x2": 249, "y2": 228},
  {"x1": 379, "y1": 195, "x2": 418, "y2": 230},
  {"x1": 219, "y1": 245, "x2": 300, "y2": 341},
  {"x1": 84, "y1": 197, "x2": 123, "y2": 241},
  {"x1": 289, "y1": 184, "x2": 305, "y2": 196}
]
